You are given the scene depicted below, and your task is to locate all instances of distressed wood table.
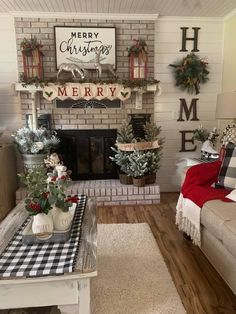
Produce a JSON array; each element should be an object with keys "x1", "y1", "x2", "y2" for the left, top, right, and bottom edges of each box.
[{"x1": 0, "y1": 198, "x2": 97, "y2": 314}]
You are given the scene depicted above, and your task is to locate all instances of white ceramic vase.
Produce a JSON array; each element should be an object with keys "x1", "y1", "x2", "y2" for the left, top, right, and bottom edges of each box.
[
  {"x1": 50, "y1": 205, "x2": 58, "y2": 220},
  {"x1": 53, "y1": 208, "x2": 73, "y2": 231},
  {"x1": 32, "y1": 213, "x2": 53, "y2": 236}
]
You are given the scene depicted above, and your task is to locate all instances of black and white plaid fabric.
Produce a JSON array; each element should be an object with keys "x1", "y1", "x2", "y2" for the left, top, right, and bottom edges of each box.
[
  {"x1": 218, "y1": 143, "x2": 236, "y2": 189},
  {"x1": 0, "y1": 195, "x2": 86, "y2": 278}
]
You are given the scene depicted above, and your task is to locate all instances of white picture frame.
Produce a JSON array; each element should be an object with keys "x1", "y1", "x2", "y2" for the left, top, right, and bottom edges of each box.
[{"x1": 54, "y1": 26, "x2": 116, "y2": 69}]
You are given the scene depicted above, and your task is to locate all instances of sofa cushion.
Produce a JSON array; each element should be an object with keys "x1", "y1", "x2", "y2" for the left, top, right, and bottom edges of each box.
[
  {"x1": 217, "y1": 142, "x2": 236, "y2": 189},
  {"x1": 226, "y1": 189, "x2": 236, "y2": 202},
  {"x1": 201, "y1": 200, "x2": 236, "y2": 241},
  {"x1": 222, "y1": 220, "x2": 236, "y2": 259}
]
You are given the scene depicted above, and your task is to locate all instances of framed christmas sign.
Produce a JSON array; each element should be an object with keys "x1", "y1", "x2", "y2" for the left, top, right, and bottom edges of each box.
[{"x1": 54, "y1": 26, "x2": 116, "y2": 69}]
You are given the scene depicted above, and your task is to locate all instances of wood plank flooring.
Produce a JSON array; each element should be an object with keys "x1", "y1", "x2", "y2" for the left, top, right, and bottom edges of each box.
[{"x1": 97, "y1": 192, "x2": 236, "y2": 314}]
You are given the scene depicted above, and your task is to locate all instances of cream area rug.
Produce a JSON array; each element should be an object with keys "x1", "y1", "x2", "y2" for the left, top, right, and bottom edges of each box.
[
  {"x1": 91, "y1": 223, "x2": 186, "y2": 314},
  {"x1": 0, "y1": 223, "x2": 185, "y2": 314}
]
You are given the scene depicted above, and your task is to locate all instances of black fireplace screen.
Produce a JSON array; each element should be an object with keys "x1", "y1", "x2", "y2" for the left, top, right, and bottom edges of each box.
[{"x1": 56, "y1": 129, "x2": 118, "y2": 180}]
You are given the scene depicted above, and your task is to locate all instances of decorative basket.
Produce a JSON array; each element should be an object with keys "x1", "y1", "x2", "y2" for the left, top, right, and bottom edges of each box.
[
  {"x1": 119, "y1": 172, "x2": 133, "y2": 185},
  {"x1": 145, "y1": 173, "x2": 156, "y2": 184},
  {"x1": 132, "y1": 177, "x2": 146, "y2": 187}
]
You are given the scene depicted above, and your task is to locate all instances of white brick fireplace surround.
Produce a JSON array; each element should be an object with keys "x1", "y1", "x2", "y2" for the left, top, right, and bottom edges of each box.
[
  {"x1": 15, "y1": 17, "x2": 155, "y2": 130},
  {"x1": 15, "y1": 17, "x2": 161, "y2": 205},
  {"x1": 16, "y1": 180, "x2": 160, "y2": 206}
]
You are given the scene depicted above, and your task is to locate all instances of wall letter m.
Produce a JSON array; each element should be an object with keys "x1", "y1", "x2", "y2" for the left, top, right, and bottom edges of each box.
[{"x1": 177, "y1": 98, "x2": 199, "y2": 121}]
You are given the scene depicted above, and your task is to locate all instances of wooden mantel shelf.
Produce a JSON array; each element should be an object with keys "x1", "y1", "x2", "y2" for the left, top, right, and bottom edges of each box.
[
  {"x1": 15, "y1": 82, "x2": 161, "y2": 129},
  {"x1": 15, "y1": 82, "x2": 161, "y2": 94},
  {"x1": 15, "y1": 83, "x2": 43, "y2": 92}
]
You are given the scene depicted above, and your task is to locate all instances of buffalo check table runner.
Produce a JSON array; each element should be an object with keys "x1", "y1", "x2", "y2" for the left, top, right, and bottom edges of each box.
[{"x1": 0, "y1": 195, "x2": 86, "y2": 278}]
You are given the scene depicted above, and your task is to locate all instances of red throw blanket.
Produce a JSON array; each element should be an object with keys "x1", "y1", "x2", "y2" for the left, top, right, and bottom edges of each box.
[{"x1": 182, "y1": 161, "x2": 231, "y2": 207}]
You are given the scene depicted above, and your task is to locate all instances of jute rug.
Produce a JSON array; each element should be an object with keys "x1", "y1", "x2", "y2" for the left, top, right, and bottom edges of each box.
[
  {"x1": 91, "y1": 223, "x2": 186, "y2": 314},
  {"x1": 1, "y1": 223, "x2": 186, "y2": 314}
]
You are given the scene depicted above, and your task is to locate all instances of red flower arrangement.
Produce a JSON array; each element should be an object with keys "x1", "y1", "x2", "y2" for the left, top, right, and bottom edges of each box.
[{"x1": 25, "y1": 192, "x2": 52, "y2": 216}]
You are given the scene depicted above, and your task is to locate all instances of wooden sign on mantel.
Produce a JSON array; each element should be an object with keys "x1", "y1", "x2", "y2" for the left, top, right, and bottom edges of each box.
[{"x1": 43, "y1": 83, "x2": 131, "y2": 102}]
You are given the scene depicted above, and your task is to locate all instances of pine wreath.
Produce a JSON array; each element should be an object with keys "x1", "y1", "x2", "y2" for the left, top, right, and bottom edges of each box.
[{"x1": 169, "y1": 53, "x2": 209, "y2": 94}]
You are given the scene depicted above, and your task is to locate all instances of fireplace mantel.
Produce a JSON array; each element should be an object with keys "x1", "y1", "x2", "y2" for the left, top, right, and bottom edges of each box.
[{"x1": 15, "y1": 82, "x2": 161, "y2": 129}]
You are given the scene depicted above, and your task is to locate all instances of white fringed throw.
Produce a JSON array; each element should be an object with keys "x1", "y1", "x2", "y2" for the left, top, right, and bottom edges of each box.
[{"x1": 176, "y1": 193, "x2": 201, "y2": 246}]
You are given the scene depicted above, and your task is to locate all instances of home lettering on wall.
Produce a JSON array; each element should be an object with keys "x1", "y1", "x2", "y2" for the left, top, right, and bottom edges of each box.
[
  {"x1": 177, "y1": 27, "x2": 201, "y2": 152},
  {"x1": 179, "y1": 130, "x2": 197, "y2": 152},
  {"x1": 177, "y1": 98, "x2": 199, "y2": 122},
  {"x1": 180, "y1": 27, "x2": 200, "y2": 52},
  {"x1": 178, "y1": 99, "x2": 199, "y2": 152}
]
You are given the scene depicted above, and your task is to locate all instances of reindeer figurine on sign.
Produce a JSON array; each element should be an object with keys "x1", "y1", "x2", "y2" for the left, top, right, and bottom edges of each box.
[
  {"x1": 94, "y1": 49, "x2": 117, "y2": 79},
  {"x1": 57, "y1": 63, "x2": 87, "y2": 80}
]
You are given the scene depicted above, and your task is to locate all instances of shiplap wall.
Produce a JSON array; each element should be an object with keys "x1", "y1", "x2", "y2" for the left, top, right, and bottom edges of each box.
[
  {"x1": 154, "y1": 18, "x2": 224, "y2": 192},
  {"x1": 0, "y1": 15, "x2": 21, "y2": 132}
]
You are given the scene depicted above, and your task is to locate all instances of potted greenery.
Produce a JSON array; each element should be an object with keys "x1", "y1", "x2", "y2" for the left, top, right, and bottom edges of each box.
[
  {"x1": 110, "y1": 120, "x2": 164, "y2": 185},
  {"x1": 110, "y1": 148, "x2": 133, "y2": 184},
  {"x1": 143, "y1": 122, "x2": 163, "y2": 184},
  {"x1": 127, "y1": 150, "x2": 149, "y2": 187},
  {"x1": 110, "y1": 119, "x2": 134, "y2": 184},
  {"x1": 144, "y1": 151, "x2": 160, "y2": 184},
  {"x1": 19, "y1": 167, "x2": 53, "y2": 237},
  {"x1": 12, "y1": 127, "x2": 60, "y2": 170}
]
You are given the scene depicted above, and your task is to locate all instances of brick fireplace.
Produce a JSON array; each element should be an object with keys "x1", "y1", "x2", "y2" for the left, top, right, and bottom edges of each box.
[
  {"x1": 15, "y1": 17, "x2": 155, "y2": 130},
  {"x1": 15, "y1": 17, "x2": 160, "y2": 205}
]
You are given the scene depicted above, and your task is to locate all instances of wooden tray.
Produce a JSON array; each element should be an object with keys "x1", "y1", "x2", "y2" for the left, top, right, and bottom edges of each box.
[{"x1": 22, "y1": 203, "x2": 77, "y2": 244}]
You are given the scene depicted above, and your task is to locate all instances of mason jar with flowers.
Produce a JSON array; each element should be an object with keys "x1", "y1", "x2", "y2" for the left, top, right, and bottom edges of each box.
[
  {"x1": 19, "y1": 167, "x2": 53, "y2": 237},
  {"x1": 12, "y1": 127, "x2": 60, "y2": 171}
]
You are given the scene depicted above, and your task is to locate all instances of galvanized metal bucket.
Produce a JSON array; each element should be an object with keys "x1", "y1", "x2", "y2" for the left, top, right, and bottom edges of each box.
[{"x1": 22, "y1": 154, "x2": 47, "y2": 170}]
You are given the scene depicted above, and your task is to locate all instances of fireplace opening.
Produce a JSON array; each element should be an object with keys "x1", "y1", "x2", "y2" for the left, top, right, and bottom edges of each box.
[{"x1": 56, "y1": 129, "x2": 118, "y2": 180}]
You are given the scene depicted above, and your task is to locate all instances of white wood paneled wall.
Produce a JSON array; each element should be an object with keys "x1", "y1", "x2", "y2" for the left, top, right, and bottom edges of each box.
[
  {"x1": 0, "y1": 15, "x2": 21, "y2": 131},
  {"x1": 154, "y1": 18, "x2": 224, "y2": 192}
]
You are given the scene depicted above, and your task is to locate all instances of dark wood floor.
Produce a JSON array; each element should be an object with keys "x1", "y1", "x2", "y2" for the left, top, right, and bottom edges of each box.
[{"x1": 97, "y1": 192, "x2": 236, "y2": 314}]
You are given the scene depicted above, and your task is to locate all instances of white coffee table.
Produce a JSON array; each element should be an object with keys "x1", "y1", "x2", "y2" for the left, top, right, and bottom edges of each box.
[{"x1": 0, "y1": 198, "x2": 97, "y2": 314}]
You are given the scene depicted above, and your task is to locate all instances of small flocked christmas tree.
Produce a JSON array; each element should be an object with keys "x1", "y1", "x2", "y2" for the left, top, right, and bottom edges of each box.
[
  {"x1": 110, "y1": 148, "x2": 131, "y2": 174},
  {"x1": 110, "y1": 119, "x2": 164, "y2": 184},
  {"x1": 143, "y1": 122, "x2": 163, "y2": 174},
  {"x1": 128, "y1": 150, "x2": 149, "y2": 178},
  {"x1": 145, "y1": 150, "x2": 161, "y2": 174},
  {"x1": 116, "y1": 119, "x2": 135, "y2": 143}
]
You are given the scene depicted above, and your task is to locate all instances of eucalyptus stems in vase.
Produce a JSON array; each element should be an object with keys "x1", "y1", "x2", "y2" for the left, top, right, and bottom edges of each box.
[{"x1": 18, "y1": 166, "x2": 54, "y2": 236}]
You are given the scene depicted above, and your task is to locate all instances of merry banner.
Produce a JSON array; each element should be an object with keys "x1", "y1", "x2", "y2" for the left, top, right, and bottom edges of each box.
[{"x1": 43, "y1": 83, "x2": 131, "y2": 102}]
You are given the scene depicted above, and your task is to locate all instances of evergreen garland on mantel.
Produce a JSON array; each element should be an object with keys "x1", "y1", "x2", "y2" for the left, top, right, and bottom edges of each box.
[{"x1": 19, "y1": 73, "x2": 159, "y2": 90}]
